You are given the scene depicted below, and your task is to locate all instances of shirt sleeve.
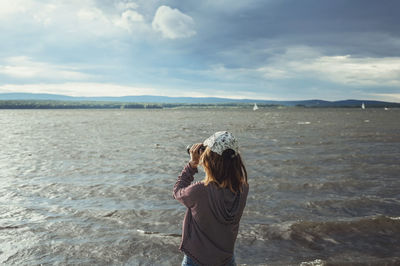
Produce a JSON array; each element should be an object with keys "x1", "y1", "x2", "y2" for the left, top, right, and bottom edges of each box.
[{"x1": 173, "y1": 163, "x2": 201, "y2": 208}]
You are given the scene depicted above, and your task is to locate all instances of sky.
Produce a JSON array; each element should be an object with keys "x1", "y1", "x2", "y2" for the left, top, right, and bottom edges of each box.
[{"x1": 0, "y1": 0, "x2": 400, "y2": 101}]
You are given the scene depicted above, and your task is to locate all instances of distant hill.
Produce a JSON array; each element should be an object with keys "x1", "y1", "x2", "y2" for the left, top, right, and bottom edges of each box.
[{"x1": 0, "y1": 93, "x2": 399, "y2": 108}]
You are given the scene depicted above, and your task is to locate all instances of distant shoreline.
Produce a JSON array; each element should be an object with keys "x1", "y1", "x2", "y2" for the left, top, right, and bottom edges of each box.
[
  {"x1": 1, "y1": 92, "x2": 400, "y2": 108},
  {"x1": 0, "y1": 100, "x2": 399, "y2": 109},
  {"x1": 0, "y1": 100, "x2": 276, "y2": 109}
]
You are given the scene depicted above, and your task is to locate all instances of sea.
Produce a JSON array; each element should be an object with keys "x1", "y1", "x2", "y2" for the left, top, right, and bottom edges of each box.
[{"x1": 0, "y1": 108, "x2": 399, "y2": 265}]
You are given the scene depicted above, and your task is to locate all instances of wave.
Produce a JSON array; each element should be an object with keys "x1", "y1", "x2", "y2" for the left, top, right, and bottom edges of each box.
[
  {"x1": 288, "y1": 215, "x2": 400, "y2": 245},
  {"x1": 274, "y1": 179, "x2": 367, "y2": 193},
  {"x1": 0, "y1": 225, "x2": 22, "y2": 230},
  {"x1": 245, "y1": 215, "x2": 400, "y2": 241},
  {"x1": 241, "y1": 215, "x2": 400, "y2": 253},
  {"x1": 136, "y1": 229, "x2": 181, "y2": 238},
  {"x1": 300, "y1": 257, "x2": 400, "y2": 266},
  {"x1": 239, "y1": 216, "x2": 400, "y2": 265},
  {"x1": 305, "y1": 197, "x2": 400, "y2": 217}
]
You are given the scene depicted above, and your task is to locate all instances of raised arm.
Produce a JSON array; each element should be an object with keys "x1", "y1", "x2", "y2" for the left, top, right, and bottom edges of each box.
[{"x1": 173, "y1": 143, "x2": 203, "y2": 208}]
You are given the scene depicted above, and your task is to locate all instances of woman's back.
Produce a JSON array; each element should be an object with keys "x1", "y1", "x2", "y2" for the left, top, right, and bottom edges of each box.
[
  {"x1": 173, "y1": 131, "x2": 249, "y2": 266},
  {"x1": 174, "y1": 165, "x2": 248, "y2": 265}
]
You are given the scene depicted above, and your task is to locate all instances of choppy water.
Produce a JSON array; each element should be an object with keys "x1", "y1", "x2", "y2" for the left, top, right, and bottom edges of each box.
[{"x1": 1, "y1": 108, "x2": 399, "y2": 265}]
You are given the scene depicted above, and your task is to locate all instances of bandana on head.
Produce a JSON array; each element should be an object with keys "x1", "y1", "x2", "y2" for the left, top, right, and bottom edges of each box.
[{"x1": 203, "y1": 131, "x2": 239, "y2": 156}]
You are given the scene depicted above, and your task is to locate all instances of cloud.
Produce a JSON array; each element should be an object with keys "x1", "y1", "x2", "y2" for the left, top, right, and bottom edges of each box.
[
  {"x1": 0, "y1": 82, "x2": 255, "y2": 99},
  {"x1": 77, "y1": 7, "x2": 107, "y2": 22},
  {"x1": 115, "y1": 2, "x2": 138, "y2": 11},
  {"x1": 0, "y1": 82, "x2": 157, "y2": 97},
  {"x1": 0, "y1": 0, "x2": 34, "y2": 17},
  {"x1": 1, "y1": 1, "x2": 400, "y2": 102},
  {"x1": 78, "y1": 4, "x2": 146, "y2": 34},
  {"x1": 152, "y1": 5, "x2": 196, "y2": 39},
  {"x1": 257, "y1": 46, "x2": 400, "y2": 87},
  {"x1": 0, "y1": 56, "x2": 91, "y2": 81},
  {"x1": 298, "y1": 55, "x2": 400, "y2": 87},
  {"x1": 368, "y1": 93, "x2": 400, "y2": 102},
  {"x1": 200, "y1": 0, "x2": 263, "y2": 12},
  {"x1": 74, "y1": 3, "x2": 148, "y2": 36},
  {"x1": 0, "y1": 0, "x2": 148, "y2": 37},
  {"x1": 113, "y1": 10, "x2": 144, "y2": 32}
]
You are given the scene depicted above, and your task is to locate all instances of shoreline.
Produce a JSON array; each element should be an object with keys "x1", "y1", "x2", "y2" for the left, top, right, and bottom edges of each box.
[{"x1": 1, "y1": 100, "x2": 399, "y2": 109}]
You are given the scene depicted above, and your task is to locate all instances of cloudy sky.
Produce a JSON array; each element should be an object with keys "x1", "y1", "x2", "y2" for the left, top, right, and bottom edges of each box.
[{"x1": 1, "y1": 0, "x2": 399, "y2": 101}]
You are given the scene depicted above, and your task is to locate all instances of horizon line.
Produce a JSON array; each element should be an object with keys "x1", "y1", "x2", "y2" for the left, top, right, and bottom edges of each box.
[{"x1": 1, "y1": 92, "x2": 399, "y2": 103}]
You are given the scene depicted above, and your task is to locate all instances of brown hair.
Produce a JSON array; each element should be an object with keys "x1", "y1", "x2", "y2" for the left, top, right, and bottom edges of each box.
[{"x1": 200, "y1": 147, "x2": 248, "y2": 193}]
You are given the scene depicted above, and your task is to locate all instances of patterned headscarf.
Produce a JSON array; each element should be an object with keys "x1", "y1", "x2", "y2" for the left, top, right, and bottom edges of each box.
[{"x1": 203, "y1": 131, "x2": 239, "y2": 156}]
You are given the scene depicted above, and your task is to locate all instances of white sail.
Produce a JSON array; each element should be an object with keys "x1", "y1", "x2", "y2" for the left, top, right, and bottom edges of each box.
[
  {"x1": 361, "y1": 102, "x2": 365, "y2": 109},
  {"x1": 253, "y1": 103, "x2": 259, "y2": 111}
]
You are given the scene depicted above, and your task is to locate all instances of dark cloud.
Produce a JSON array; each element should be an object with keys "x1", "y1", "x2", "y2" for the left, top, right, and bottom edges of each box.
[{"x1": 180, "y1": 0, "x2": 400, "y2": 62}]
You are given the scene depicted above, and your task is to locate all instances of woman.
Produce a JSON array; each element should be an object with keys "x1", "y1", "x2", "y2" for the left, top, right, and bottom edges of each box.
[{"x1": 173, "y1": 131, "x2": 249, "y2": 266}]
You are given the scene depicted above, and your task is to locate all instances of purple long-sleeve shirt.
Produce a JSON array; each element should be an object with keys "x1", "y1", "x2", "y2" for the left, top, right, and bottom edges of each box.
[{"x1": 173, "y1": 163, "x2": 249, "y2": 266}]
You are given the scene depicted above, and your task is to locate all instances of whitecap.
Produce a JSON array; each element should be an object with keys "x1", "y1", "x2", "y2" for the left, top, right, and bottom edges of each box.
[{"x1": 300, "y1": 259, "x2": 325, "y2": 266}]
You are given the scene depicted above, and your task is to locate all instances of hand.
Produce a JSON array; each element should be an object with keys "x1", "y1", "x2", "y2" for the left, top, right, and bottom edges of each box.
[{"x1": 189, "y1": 143, "x2": 203, "y2": 169}]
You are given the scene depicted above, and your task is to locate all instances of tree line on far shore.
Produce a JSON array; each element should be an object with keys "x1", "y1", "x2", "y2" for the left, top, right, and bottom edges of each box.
[
  {"x1": 0, "y1": 100, "x2": 163, "y2": 109},
  {"x1": 0, "y1": 100, "x2": 278, "y2": 109},
  {"x1": 1, "y1": 100, "x2": 398, "y2": 109}
]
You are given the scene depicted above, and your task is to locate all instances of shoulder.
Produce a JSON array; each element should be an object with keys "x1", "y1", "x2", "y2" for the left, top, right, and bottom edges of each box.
[
  {"x1": 190, "y1": 181, "x2": 206, "y2": 189},
  {"x1": 183, "y1": 181, "x2": 208, "y2": 205},
  {"x1": 186, "y1": 181, "x2": 207, "y2": 194}
]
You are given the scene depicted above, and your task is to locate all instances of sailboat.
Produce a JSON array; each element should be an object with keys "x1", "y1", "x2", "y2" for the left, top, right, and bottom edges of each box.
[
  {"x1": 361, "y1": 102, "x2": 365, "y2": 109},
  {"x1": 253, "y1": 103, "x2": 259, "y2": 111}
]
